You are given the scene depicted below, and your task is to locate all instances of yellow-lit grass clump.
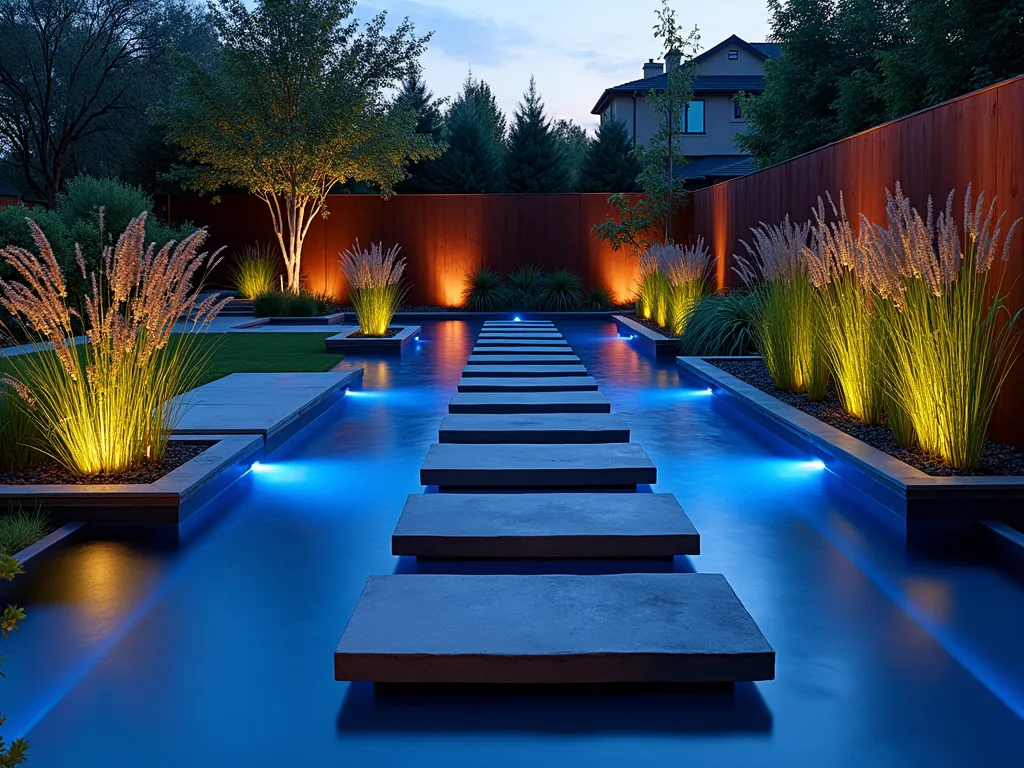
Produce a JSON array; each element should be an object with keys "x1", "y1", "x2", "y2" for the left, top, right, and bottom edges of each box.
[
  {"x1": 736, "y1": 217, "x2": 827, "y2": 400},
  {"x1": 0, "y1": 213, "x2": 226, "y2": 477},
  {"x1": 229, "y1": 242, "x2": 280, "y2": 298},
  {"x1": 636, "y1": 240, "x2": 713, "y2": 337},
  {"x1": 863, "y1": 185, "x2": 1022, "y2": 469},
  {"x1": 803, "y1": 194, "x2": 885, "y2": 424},
  {"x1": 339, "y1": 240, "x2": 408, "y2": 337}
]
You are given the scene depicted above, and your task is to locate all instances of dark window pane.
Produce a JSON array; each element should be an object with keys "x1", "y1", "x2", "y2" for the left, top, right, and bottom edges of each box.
[
  {"x1": 687, "y1": 100, "x2": 705, "y2": 133},
  {"x1": 734, "y1": 99, "x2": 743, "y2": 119}
]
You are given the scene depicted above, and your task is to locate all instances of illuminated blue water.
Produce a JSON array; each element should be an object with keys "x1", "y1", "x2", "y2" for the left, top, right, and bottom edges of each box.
[{"x1": 4, "y1": 318, "x2": 1024, "y2": 766}]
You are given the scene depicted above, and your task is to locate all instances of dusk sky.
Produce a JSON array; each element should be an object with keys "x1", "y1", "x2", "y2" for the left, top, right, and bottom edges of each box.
[{"x1": 363, "y1": 0, "x2": 773, "y2": 133}]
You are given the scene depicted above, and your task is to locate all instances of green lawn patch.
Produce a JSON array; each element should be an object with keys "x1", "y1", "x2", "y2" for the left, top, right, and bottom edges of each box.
[{"x1": 192, "y1": 333, "x2": 345, "y2": 387}]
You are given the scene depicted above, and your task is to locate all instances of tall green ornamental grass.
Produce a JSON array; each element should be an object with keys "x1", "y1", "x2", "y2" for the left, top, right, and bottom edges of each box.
[
  {"x1": 862, "y1": 185, "x2": 1022, "y2": 469},
  {"x1": 636, "y1": 247, "x2": 669, "y2": 326},
  {"x1": 735, "y1": 217, "x2": 827, "y2": 399},
  {"x1": 653, "y1": 238, "x2": 713, "y2": 337},
  {"x1": 230, "y1": 242, "x2": 280, "y2": 298},
  {"x1": 0, "y1": 213, "x2": 226, "y2": 476},
  {"x1": 339, "y1": 240, "x2": 408, "y2": 336},
  {"x1": 803, "y1": 194, "x2": 885, "y2": 424}
]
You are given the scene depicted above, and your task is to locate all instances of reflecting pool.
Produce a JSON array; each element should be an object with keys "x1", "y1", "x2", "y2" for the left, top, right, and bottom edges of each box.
[{"x1": 3, "y1": 319, "x2": 1024, "y2": 767}]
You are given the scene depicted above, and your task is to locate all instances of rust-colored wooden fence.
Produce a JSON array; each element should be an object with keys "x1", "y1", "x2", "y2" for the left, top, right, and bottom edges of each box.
[{"x1": 168, "y1": 193, "x2": 644, "y2": 306}]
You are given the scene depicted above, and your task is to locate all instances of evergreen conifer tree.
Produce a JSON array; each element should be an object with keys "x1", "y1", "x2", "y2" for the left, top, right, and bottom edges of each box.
[
  {"x1": 431, "y1": 100, "x2": 502, "y2": 192},
  {"x1": 578, "y1": 119, "x2": 641, "y2": 192},
  {"x1": 395, "y1": 72, "x2": 446, "y2": 192},
  {"x1": 504, "y1": 77, "x2": 570, "y2": 193}
]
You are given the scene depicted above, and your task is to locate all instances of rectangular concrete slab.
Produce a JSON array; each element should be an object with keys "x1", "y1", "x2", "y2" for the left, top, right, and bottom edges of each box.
[
  {"x1": 483, "y1": 321, "x2": 553, "y2": 327},
  {"x1": 472, "y1": 345, "x2": 573, "y2": 355},
  {"x1": 466, "y1": 355, "x2": 581, "y2": 365},
  {"x1": 460, "y1": 365, "x2": 588, "y2": 378},
  {"x1": 449, "y1": 392, "x2": 612, "y2": 414},
  {"x1": 471, "y1": 337, "x2": 569, "y2": 348},
  {"x1": 420, "y1": 442, "x2": 656, "y2": 488},
  {"x1": 438, "y1": 413, "x2": 629, "y2": 444},
  {"x1": 393, "y1": 492, "x2": 698, "y2": 557},
  {"x1": 478, "y1": 333, "x2": 563, "y2": 340},
  {"x1": 334, "y1": 573, "x2": 775, "y2": 684},
  {"x1": 457, "y1": 376, "x2": 598, "y2": 393}
]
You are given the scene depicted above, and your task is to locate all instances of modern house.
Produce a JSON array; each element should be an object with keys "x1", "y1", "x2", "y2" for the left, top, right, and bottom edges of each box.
[{"x1": 591, "y1": 34, "x2": 780, "y2": 186}]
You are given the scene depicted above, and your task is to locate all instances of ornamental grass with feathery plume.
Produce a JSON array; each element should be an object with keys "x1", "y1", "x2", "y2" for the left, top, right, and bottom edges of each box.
[
  {"x1": 0, "y1": 212, "x2": 227, "y2": 477},
  {"x1": 339, "y1": 240, "x2": 408, "y2": 336},
  {"x1": 655, "y1": 237, "x2": 713, "y2": 337},
  {"x1": 229, "y1": 241, "x2": 280, "y2": 299},
  {"x1": 636, "y1": 246, "x2": 670, "y2": 326},
  {"x1": 861, "y1": 184, "x2": 1022, "y2": 469},
  {"x1": 803, "y1": 193, "x2": 885, "y2": 424},
  {"x1": 735, "y1": 216, "x2": 827, "y2": 399}
]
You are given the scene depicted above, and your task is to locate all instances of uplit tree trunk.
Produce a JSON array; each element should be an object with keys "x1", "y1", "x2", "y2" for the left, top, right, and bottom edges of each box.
[{"x1": 258, "y1": 187, "x2": 329, "y2": 293}]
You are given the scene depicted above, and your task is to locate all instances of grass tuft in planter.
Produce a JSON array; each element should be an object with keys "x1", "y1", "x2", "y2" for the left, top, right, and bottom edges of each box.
[
  {"x1": 339, "y1": 240, "x2": 407, "y2": 336},
  {"x1": 229, "y1": 242, "x2": 280, "y2": 298},
  {"x1": 0, "y1": 213, "x2": 226, "y2": 477}
]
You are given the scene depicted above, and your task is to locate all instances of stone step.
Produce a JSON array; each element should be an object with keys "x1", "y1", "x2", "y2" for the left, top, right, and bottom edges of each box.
[
  {"x1": 449, "y1": 392, "x2": 612, "y2": 414},
  {"x1": 420, "y1": 442, "x2": 656, "y2": 489},
  {"x1": 393, "y1": 492, "x2": 698, "y2": 558},
  {"x1": 473, "y1": 338, "x2": 569, "y2": 347},
  {"x1": 483, "y1": 321, "x2": 553, "y2": 327},
  {"x1": 466, "y1": 355, "x2": 581, "y2": 365},
  {"x1": 478, "y1": 333, "x2": 563, "y2": 340},
  {"x1": 457, "y1": 376, "x2": 598, "y2": 393},
  {"x1": 438, "y1": 413, "x2": 628, "y2": 444},
  {"x1": 460, "y1": 365, "x2": 588, "y2": 379},
  {"x1": 472, "y1": 345, "x2": 572, "y2": 355},
  {"x1": 334, "y1": 574, "x2": 775, "y2": 684}
]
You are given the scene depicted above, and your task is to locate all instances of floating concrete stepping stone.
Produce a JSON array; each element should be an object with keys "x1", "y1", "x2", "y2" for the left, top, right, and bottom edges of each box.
[
  {"x1": 472, "y1": 345, "x2": 572, "y2": 355},
  {"x1": 466, "y1": 355, "x2": 581, "y2": 365},
  {"x1": 392, "y1": 492, "x2": 697, "y2": 557},
  {"x1": 460, "y1": 365, "x2": 588, "y2": 378},
  {"x1": 483, "y1": 321, "x2": 553, "y2": 327},
  {"x1": 438, "y1": 413, "x2": 628, "y2": 444},
  {"x1": 334, "y1": 574, "x2": 774, "y2": 684},
  {"x1": 457, "y1": 376, "x2": 598, "y2": 393},
  {"x1": 482, "y1": 323, "x2": 554, "y2": 330},
  {"x1": 479, "y1": 333, "x2": 563, "y2": 340},
  {"x1": 420, "y1": 442, "x2": 656, "y2": 488},
  {"x1": 449, "y1": 392, "x2": 612, "y2": 414},
  {"x1": 474, "y1": 337, "x2": 568, "y2": 345}
]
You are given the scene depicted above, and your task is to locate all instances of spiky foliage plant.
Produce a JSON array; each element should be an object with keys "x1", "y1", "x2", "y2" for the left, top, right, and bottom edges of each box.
[
  {"x1": 678, "y1": 292, "x2": 758, "y2": 356},
  {"x1": 0, "y1": 213, "x2": 226, "y2": 477},
  {"x1": 338, "y1": 240, "x2": 407, "y2": 336},
  {"x1": 462, "y1": 267, "x2": 507, "y2": 311},
  {"x1": 540, "y1": 269, "x2": 583, "y2": 312},
  {"x1": 0, "y1": 502, "x2": 50, "y2": 557},
  {"x1": 582, "y1": 286, "x2": 614, "y2": 311},
  {"x1": 229, "y1": 242, "x2": 280, "y2": 299},
  {"x1": 506, "y1": 265, "x2": 545, "y2": 310},
  {"x1": 803, "y1": 194, "x2": 885, "y2": 423},
  {"x1": 652, "y1": 238, "x2": 713, "y2": 337},
  {"x1": 862, "y1": 184, "x2": 1022, "y2": 469},
  {"x1": 735, "y1": 216, "x2": 827, "y2": 399}
]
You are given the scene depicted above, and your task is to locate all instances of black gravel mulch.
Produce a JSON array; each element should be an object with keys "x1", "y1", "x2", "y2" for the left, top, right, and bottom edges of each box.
[
  {"x1": 710, "y1": 358, "x2": 1024, "y2": 478},
  {"x1": 620, "y1": 312, "x2": 679, "y2": 338},
  {"x1": 348, "y1": 328, "x2": 402, "y2": 338},
  {"x1": 0, "y1": 441, "x2": 212, "y2": 485}
]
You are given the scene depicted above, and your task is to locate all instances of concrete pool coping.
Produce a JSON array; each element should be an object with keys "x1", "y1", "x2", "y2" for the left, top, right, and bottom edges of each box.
[
  {"x1": 0, "y1": 369, "x2": 364, "y2": 526},
  {"x1": 612, "y1": 315, "x2": 681, "y2": 359},
  {"x1": 11, "y1": 521, "x2": 86, "y2": 565},
  {"x1": 676, "y1": 356, "x2": 1024, "y2": 529}
]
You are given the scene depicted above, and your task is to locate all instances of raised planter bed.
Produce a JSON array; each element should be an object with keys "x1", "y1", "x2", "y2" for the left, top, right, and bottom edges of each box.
[
  {"x1": 676, "y1": 356, "x2": 1024, "y2": 535},
  {"x1": 612, "y1": 315, "x2": 680, "y2": 359},
  {"x1": 325, "y1": 325, "x2": 420, "y2": 355},
  {"x1": 11, "y1": 521, "x2": 85, "y2": 564},
  {"x1": 232, "y1": 312, "x2": 346, "y2": 328},
  {"x1": 0, "y1": 434, "x2": 263, "y2": 526}
]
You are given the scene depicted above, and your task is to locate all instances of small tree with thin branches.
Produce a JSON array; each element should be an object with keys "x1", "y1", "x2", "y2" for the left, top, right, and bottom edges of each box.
[{"x1": 166, "y1": 0, "x2": 441, "y2": 292}]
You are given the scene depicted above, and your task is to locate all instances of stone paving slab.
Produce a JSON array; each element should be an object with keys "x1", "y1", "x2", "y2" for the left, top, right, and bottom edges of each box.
[
  {"x1": 392, "y1": 492, "x2": 698, "y2": 557},
  {"x1": 448, "y1": 392, "x2": 612, "y2": 414},
  {"x1": 466, "y1": 355, "x2": 581, "y2": 365},
  {"x1": 483, "y1": 321, "x2": 553, "y2": 327},
  {"x1": 438, "y1": 413, "x2": 628, "y2": 444},
  {"x1": 478, "y1": 333, "x2": 563, "y2": 340},
  {"x1": 420, "y1": 442, "x2": 656, "y2": 488},
  {"x1": 334, "y1": 574, "x2": 774, "y2": 684},
  {"x1": 472, "y1": 345, "x2": 573, "y2": 354},
  {"x1": 460, "y1": 365, "x2": 588, "y2": 378},
  {"x1": 457, "y1": 376, "x2": 598, "y2": 393}
]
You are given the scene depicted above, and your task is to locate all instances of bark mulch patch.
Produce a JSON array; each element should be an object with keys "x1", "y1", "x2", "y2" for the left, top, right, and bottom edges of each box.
[
  {"x1": 710, "y1": 357, "x2": 1024, "y2": 478},
  {"x1": 0, "y1": 441, "x2": 212, "y2": 485}
]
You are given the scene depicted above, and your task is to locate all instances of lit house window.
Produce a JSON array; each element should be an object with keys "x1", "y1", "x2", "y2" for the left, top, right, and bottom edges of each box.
[
  {"x1": 681, "y1": 100, "x2": 705, "y2": 133},
  {"x1": 728, "y1": 50, "x2": 739, "y2": 60}
]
